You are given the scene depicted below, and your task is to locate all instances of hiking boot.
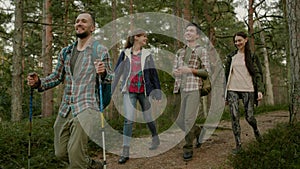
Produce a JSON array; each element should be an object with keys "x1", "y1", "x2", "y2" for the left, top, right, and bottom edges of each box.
[
  {"x1": 89, "y1": 159, "x2": 103, "y2": 169},
  {"x1": 149, "y1": 135, "x2": 160, "y2": 150},
  {"x1": 118, "y1": 146, "x2": 129, "y2": 164},
  {"x1": 183, "y1": 151, "x2": 193, "y2": 161}
]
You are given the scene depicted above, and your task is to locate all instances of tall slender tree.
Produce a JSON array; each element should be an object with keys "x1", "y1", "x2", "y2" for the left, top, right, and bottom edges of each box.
[
  {"x1": 255, "y1": 12, "x2": 274, "y2": 105},
  {"x1": 183, "y1": 0, "x2": 191, "y2": 21},
  {"x1": 202, "y1": 0, "x2": 218, "y2": 117},
  {"x1": 55, "y1": 0, "x2": 70, "y2": 109},
  {"x1": 11, "y1": 0, "x2": 24, "y2": 122},
  {"x1": 109, "y1": 0, "x2": 120, "y2": 119},
  {"x1": 286, "y1": 0, "x2": 300, "y2": 123},
  {"x1": 248, "y1": 0, "x2": 255, "y2": 51},
  {"x1": 175, "y1": 0, "x2": 182, "y2": 49},
  {"x1": 41, "y1": 0, "x2": 53, "y2": 117},
  {"x1": 130, "y1": 0, "x2": 134, "y2": 30}
]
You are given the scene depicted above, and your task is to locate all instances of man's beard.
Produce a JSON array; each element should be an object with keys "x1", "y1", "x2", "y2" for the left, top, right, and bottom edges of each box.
[{"x1": 76, "y1": 31, "x2": 89, "y2": 39}]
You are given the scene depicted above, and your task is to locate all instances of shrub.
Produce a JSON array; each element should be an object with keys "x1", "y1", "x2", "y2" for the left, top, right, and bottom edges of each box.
[
  {"x1": 229, "y1": 122, "x2": 300, "y2": 169},
  {"x1": 0, "y1": 116, "x2": 67, "y2": 169}
]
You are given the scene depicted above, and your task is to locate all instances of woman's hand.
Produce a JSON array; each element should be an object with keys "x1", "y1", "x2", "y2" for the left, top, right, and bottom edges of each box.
[{"x1": 257, "y1": 92, "x2": 263, "y2": 101}]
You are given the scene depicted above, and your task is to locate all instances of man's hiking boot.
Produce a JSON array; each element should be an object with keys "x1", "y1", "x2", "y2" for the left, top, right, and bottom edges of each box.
[{"x1": 183, "y1": 151, "x2": 193, "y2": 161}]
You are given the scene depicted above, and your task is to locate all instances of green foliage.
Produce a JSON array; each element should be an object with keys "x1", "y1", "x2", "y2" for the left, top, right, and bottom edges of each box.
[
  {"x1": 106, "y1": 113, "x2": 125, "y2": 132},
  {"x1": 0, "y1": 116, "x2": 67, "y2": 169},
  {"x1": 0, "y1": 52, "x2": 12, "y2": 120},
  {"x1": 229, "y1": 122, "x2": 300, "y2": 169},
  {"x1": 22, "y1": 87, "x2": 42, "y2": 119},
  {"x1": 0, "y1": 88, "x2": 11, "y2": 120}
]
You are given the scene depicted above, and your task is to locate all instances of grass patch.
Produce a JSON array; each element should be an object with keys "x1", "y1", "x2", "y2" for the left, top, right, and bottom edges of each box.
[
  {"x1": 0, "y1": 116, "x2": 67, "y2": 169},
  {"x1": 229, "y1": 122, "x2": 300, "y2": 169}
]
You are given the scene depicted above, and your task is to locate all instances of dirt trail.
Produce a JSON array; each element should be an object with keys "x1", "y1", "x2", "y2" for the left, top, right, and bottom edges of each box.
[{"x1": 100, "y1": 111, "x2": 289, "y2": 169}]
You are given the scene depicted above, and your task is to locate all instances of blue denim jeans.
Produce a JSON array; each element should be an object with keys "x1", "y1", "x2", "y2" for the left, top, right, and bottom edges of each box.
[{"x1": 122, "y1": 92, "x2": 158, "y2": 147}]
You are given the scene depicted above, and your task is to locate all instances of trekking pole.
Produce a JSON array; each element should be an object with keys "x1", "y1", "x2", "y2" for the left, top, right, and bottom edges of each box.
[
  {"x1": 28, "y1": 88, "x2": 33, "y2": 169},
  {"x1": 98, "y1": 78, "x2": 107, "y2": 169}
]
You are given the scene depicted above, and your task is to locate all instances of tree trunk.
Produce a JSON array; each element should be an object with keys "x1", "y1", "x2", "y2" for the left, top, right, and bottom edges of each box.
[
  {"x1": 42, "y1": 0, "x2": 53, "y2": 117},
  {"x1": 183, "y1": 0, "x2": 191, "y2": 21},
  {"x1": 248, "y1": 0, "x2": 255, "y2": 51},
  {"x1": 109, "y1": 0, "x2": 119, "y2": 120},
  {"x1": 203, "y1": 0, "x2": 216, "y2": 45},
  {"x1": 202, "y1": 0, "x2": 217, "y2": 117},
  {"x1": 11, "y1": 0, "x2": 23, "y2": 122},
  {"x1": 257, "y1": 20, "x2": 274, "y2": 105},
  {"x1": 56, "y1": 0, "x2": 69, "y2": 112},
  {"x1": 130, "y1": 0, "x2": 134, "y2": 30},
  {"x1": 192, "y1": 0, "x2": 199, "y2": 22},
  {"x1": 286, "y1": 0, "x2": 300, "y2": 123},
  {"x1": 175, "y1": 0, "x2": 182, "y2": 50},
  {"x1": 111, "y1": 0, "x2": 118, "y2": 65}
]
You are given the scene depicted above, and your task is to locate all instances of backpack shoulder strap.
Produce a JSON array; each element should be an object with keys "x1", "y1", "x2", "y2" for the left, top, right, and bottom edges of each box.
[
  {"x1": 91, "y1": 40, "x2": 108, "y2": 85},
  {"x1": 62, "y1": 42, "x2": 76, "y2": 61},
  {"x1": 194, "y1": 45, "x2": 204, "y2": 64},
  {"x1": 91, "y1": 40, "x2": 101, "y2": 63}
]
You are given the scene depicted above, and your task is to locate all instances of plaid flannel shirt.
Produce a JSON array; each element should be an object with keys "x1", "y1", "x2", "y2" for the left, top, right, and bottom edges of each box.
[
  {"x1": 39, "y1": 38, "x2": 113, "y2": 117},
  {"x1": 173, "y1": 45, "x2": 209, "y2": 93}
]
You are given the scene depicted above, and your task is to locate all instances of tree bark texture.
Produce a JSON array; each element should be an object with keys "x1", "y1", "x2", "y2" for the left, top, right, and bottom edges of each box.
[
  {"x1": 202, "y1": 0, "x2": 217, "y2": 117},
  {"x1": 248, "y1": 0, "x2": 255, "y2": 51},
  {"x1": 109, "y1": 0, "x2": 120, "y2": 119},
  {"x1": 175, "y1": 0, "x2": 182, "y2": 49},
  {"x1": 42, "y1": 0, "x2": 53, "y2": 117},
  {"x1": 287, "y1": 0, "x2": 300, "y2": 123},
  {"x1": 257, "y1": 20, "x2": 274, "y2": 105},
  {"x1": 183, "y1": 0, "x2": 191, "y2": 21},
  {"x1": 11, "y1": 0, "x2": 23, "y2": 122},
  {"x1": 55, "y1": 0, "x2": 69, "y2": 110}
]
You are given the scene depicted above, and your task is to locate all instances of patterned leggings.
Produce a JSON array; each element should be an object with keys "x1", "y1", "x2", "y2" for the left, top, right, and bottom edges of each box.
[{"x1": 227, "y1": 91, "x2": 259, "y2": 147}]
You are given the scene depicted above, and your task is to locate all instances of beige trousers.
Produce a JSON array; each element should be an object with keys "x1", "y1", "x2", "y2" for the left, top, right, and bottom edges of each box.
[{"x1": 54, "y1": 109, "x2": 96, "y2": 169}]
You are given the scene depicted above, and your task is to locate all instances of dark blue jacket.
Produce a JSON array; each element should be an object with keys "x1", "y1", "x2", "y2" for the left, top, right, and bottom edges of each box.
[{"x1": 112, "y1": 48, "x2": 161, "y2": 100}]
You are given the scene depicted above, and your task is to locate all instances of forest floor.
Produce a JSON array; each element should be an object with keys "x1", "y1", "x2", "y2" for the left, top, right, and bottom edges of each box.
[{"x1": 97, "y1": 110, "x2": 289, "y2": 169}]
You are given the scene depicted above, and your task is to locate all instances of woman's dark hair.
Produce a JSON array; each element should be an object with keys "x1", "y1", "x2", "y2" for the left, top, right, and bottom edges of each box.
[
  {"x1": 124, "y1": 28, "x2": 147, "y2": 49},
  {"x1": 233, "y1": 31, "x2": 255, "y2": 76}
]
